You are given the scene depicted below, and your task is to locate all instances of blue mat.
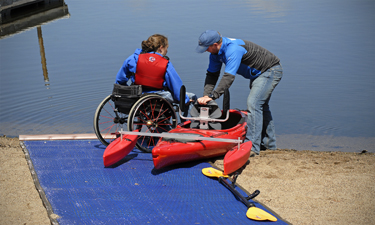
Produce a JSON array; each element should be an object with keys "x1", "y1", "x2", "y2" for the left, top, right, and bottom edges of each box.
[{"x1": 22, "y1": 140, "x2": 288, "y2": 224}]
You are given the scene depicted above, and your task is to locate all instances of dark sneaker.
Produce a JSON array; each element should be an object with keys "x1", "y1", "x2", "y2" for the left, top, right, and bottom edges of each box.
[{"x1": 250, "y1": 152, "x2": 259, "y2": 157}]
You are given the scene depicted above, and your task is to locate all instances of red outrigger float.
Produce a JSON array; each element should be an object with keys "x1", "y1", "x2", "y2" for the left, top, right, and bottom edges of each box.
[
  {"x1": 103, "y1": 133, "x2": 138, "y2": 167},
  {"x1": 103, "y1": 87, "x2": 252, "y2": 174}
]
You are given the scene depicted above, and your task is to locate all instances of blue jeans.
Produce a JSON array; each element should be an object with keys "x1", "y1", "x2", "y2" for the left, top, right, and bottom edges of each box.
[
  {"x1": 247, "y1": 64, "x2": 283, "y2": 154},
  {"x1": 154, "y1": 91, "x2": 197, "y2": 117}
]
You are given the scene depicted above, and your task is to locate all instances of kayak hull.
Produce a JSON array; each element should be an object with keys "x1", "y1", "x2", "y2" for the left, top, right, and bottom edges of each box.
[
  {"x1": 103, "y1": 134, "x2": 138, "y2": 167},
  {"x1": 223, "y1": 141, "x2": 252, "y2": 175},
  {"x1": 152, "y1": 110, "x2": 248, "y2": 169}
]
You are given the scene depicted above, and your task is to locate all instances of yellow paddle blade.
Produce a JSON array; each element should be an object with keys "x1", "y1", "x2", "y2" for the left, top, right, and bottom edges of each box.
[
  {"x1": 246, "y1": 207, "x2": 277, "y2": 221},
  {"x1": 202, "y1": 167, "x2": 229, "y2": 178}
]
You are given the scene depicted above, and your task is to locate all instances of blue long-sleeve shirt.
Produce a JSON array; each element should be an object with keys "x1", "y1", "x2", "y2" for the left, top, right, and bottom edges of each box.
[
  {"x1": 205, "y1": 37, "x2": 280, "y2": 99},
  {"x1": 208, "y1": 37, "x2": 280, "y2": 79},
  {"x1": 115, "y1": 49, "x2": 189, "y2": 104}
]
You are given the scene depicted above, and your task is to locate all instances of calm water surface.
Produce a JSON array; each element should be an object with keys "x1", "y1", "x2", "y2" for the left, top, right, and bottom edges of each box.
[{"x1": 1, "y1": 0, "x2": 374, "y2": 152}]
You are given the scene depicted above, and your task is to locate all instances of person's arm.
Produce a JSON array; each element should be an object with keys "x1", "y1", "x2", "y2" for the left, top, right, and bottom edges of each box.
[
  {"x1": 164, "y1": 62, "x2": 190, "y2": 104},
  {"x1": 198, "y1": 72, "x2": 235, "y2": 105},
  {"x1": 203, "y1": 71, "x2": 220, "y2": 97},
  {"x1": 115, "y1": 51, "x2": 139, "y2": 85},
  {"x1": 209, "y1": 72, "x2": 236, "y2": 100},
  {"x1": 202, "y1": 54, "x2": 222, "y2": 96},
  {"x1": 115, "y1": 62, "x2": 129, "y2": 85},
  {"x1": 209, "y1": 48, "x2": 243, "y2": 99}
]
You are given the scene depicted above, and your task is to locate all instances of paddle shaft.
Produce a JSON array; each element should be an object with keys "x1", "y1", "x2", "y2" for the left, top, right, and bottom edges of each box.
[
  {"x1": 119, "y1": 131, "x2": 242, "y2": 144},
  {"x1": 218, "y1": 176, "x2": 255, "y2": 209}
]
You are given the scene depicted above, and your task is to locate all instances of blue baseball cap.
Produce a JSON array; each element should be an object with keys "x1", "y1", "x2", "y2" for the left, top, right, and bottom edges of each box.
[{"x1": 195, "y1": 30, "x2": 222, "y2": 53}]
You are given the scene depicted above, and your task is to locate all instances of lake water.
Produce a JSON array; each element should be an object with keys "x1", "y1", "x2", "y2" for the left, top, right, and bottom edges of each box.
[{"x1": 1, "y1": 0, "x2": 374, "y2": 152}]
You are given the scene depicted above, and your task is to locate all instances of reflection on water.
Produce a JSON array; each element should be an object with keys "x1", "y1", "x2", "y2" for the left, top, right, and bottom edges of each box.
[
  {"x1": 243, "y1": 0, "x2": 289, "y2": 20},
  {"x1": 1, "y1": 0, "x2": 70, "y2": 38},
  {"x1": 1, "y1": 0, "x2": 69, "y2": 87},
  {"x1": 0, "y1": 0, "x2": 374, "y2": 153},
  {"x1": 37, "y1": 26, "x2": 49, "y2": 85}
]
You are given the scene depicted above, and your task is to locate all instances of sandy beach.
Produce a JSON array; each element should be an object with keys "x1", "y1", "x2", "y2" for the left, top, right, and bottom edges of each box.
[{"x1": 1, "y1": 136, "x2": 374, "y2": 225}]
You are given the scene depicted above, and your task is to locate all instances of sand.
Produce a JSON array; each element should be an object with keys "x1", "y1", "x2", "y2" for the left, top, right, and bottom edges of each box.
[{"x1": 1, "y1": 136, "x2": 374, "y2": 225}]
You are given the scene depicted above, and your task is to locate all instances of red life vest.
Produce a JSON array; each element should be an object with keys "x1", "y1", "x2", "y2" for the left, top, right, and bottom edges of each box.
[{"x1": 134, "y1": 53, "x2": 168, "y2": 89}]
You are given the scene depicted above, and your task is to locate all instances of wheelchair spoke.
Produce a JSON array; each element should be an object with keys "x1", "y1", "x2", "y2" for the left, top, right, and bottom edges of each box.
[
  {"x1": 94, "y1": 95, "x2": 129, "y2": 146},
  {"x1": 155, "y1": 115, "x2": 173, "y2": 125},
  {"x1": 128, "y1": 94, "x2": 177, "y2": 153},
  {"x1": 155, "y1": 125, "x2": 171, "y2": 132},
  {"x1": 149, "y1": 99, "x2": 157, "y2": 119},
  {"x1": 101, "y1": 123, "x2": 116, "y2": 136},
  {"x1": 153, "y1": 101, "x2": 164, "y2": 121}
]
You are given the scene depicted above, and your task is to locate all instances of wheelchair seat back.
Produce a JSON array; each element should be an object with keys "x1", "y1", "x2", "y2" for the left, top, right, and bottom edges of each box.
[{"x1": 111, "y1": 84, "x2": 142, "y2": 114}]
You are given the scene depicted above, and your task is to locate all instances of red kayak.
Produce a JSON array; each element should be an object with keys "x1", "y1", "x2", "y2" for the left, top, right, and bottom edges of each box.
[
  {"x1": 103, "y1": 133, "x2": 138, "y2": 167},
  {"x1": 152, "y1": 109, "x2": 248, "y2": 169},
  {"x1": 223, "y1": 141, "x2": 252, "y2": 175}
]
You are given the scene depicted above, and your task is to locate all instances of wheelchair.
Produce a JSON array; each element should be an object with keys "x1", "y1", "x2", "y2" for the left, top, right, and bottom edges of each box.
[{"x1": 93, "y1": 84, "x2": 180, "y2": 153}]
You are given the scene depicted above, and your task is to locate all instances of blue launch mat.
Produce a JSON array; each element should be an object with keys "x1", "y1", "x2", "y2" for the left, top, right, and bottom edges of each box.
[{"x1": 21, "y1": 140, "x2": 288, "y2": 225}]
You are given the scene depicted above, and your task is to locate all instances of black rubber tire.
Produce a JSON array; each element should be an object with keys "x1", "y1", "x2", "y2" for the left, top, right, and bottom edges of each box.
[
  {"x1": 93, "y1": 95, "x2": 129, "y2": 146},
  {"x1": 127, "y1": 94, "x2": 177, "y2": 153}
]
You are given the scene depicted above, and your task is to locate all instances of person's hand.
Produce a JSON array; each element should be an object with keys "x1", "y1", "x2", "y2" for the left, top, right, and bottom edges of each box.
[
  {"x1": 197, "y1": 96, "x2": 212, "y2": 105},
  {"x1": 185, "y1": 99, "x2": 194, "y2": 105}
]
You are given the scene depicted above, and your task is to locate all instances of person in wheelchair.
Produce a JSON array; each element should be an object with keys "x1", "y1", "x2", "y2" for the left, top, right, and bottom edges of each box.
[{"x1": 115, "y1": 34, "x2": 196, "y2": 116}]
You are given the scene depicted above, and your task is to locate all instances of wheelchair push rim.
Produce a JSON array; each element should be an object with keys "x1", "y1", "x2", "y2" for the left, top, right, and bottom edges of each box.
[
  {"x1": 128, "y1": 94, "x2": 177, "y2": 153},
  {"x1": 93, "y1": 95, "x2": 129, "y2": 146}
]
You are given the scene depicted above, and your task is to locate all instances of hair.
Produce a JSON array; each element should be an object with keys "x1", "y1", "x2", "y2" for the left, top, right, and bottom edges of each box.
[
  {"x1": 216, "y1": 31, "x2": 222, "y2": 44},
  {"x1": 141, "y1": 34, "x2": 169, "y2": 53}
]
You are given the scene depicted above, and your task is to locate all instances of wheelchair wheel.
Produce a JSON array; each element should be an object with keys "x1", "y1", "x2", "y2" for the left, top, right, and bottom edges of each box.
[
  {"x1": 93, "y1": 95, "x2": 129, "y2": 146},
  {"x1": 128, "y1": 94, "x2": 177, "y2": 153}
]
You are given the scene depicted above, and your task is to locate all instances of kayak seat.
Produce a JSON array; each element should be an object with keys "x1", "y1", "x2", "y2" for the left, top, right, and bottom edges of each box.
[
  {"x1": 190, "y1": 101, "x2": 222, "y2": 130},
  {"x1": 189, "y1": 109, "x2": 245, "y2": 130}
]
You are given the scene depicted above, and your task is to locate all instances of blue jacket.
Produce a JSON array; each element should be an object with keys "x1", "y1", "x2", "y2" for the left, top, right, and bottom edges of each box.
[
  {"x1": 207, "y1": 37, "x2": 279, "y2": 79},
  {"x1": 204, "y1": 37, "x2": 280, "y2": 99},
  {"x1": 115, "y1": 49, "x2": 189, "y2": 103}
]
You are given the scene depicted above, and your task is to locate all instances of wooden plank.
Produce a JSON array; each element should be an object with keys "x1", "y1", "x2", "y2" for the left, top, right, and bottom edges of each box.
[{"x1": 19, "y1": 133, "x2": 100, "y2": 141}]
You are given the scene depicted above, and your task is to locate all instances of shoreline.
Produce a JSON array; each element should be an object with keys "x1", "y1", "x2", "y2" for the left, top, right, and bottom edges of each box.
[{"x1": 1, "y1": 136, "x2": 374, "y2": 224}]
